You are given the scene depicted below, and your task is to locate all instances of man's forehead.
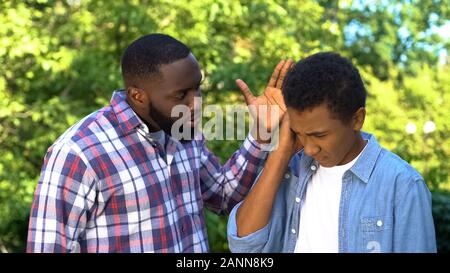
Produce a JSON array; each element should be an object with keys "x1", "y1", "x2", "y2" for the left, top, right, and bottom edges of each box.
[
  {"x1": 158, "y1": 54, "x2": 201, "y2": 86},
  {"x1": 160, "y1": 54, "x2": 199, "y2": 75}
]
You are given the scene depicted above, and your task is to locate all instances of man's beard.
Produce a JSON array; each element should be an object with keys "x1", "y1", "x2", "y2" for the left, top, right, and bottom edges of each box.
[{"x1": 148, "y1": 102, "x2": 196, "y2": 142}]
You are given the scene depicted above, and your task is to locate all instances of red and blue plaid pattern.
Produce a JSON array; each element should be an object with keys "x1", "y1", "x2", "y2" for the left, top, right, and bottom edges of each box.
[{"x1": 27, "y1": 91, "x2": 267, "y2": 252}]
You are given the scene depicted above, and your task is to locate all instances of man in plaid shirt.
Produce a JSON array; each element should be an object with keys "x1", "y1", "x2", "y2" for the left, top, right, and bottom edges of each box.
[{"x1": 27, "y1": 33, "x2": 292, "y2": 252}]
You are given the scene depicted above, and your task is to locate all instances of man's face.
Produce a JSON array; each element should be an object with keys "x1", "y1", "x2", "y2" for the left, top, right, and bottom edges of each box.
[
  {"x1": 287, "y1": 103, "x2": 364, "y2": 167},
  {"x1": 137, "y1": 53, "x2": 202, "y2": 138}
]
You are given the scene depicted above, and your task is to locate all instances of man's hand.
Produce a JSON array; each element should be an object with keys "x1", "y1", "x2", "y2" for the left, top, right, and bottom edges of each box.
[{"x1": 236, "y1": 59, "x2": 294, "y2": 143}]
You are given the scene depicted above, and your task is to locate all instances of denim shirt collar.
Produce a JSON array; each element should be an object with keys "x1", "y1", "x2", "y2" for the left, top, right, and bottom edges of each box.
[
  {"x1": 348, "y1": 132, "x2": 382, "y2": 183},
  {"x1": 294, "y1": 131, "x2": 382, "y2": 184}
]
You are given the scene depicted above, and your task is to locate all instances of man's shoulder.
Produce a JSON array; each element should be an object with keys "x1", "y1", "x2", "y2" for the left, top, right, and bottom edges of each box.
[{"x1": 49, "y1": 105, "x2": 117, "y2": 156}]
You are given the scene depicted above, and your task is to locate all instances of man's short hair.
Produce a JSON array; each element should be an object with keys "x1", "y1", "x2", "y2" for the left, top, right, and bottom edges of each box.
[
  {"x1": 282, "y1": 52, "x2": 367, "y2": 122},
  {"x1": 121, "y1": 33, "x2": 191, "y2": 83}
]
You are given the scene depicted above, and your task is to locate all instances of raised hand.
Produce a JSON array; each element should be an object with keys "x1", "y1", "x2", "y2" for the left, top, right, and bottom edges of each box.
[{"x1": 236, "y1": 59, "x2": 294, "y2": 143}]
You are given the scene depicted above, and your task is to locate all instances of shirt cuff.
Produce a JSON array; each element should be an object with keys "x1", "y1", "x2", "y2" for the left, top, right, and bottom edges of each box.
[
  {"x1": 227, "y1": 201, "x2": 270, "y2": 253},
  {"x1": 246, "y1": 133, "x2": 272, "y2": 155}
]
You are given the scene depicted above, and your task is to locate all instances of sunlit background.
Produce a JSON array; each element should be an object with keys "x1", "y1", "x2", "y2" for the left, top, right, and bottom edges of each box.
[{"x1": 0, "y1": 0, "x2": 449, "y2": 252}]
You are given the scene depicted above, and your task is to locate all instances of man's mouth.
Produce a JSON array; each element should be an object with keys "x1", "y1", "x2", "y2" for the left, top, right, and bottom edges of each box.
[
  {"x1": 190, "y1": 117, "x2": 201, "y2": 127},
  {"x1": 179, "y1": 114, "x2": 200, "y2": 128}
]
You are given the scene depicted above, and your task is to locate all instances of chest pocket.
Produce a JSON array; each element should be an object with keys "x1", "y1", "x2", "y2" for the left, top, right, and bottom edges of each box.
[{"x1": 361, "y1": 216, "x2": 393, "y2": 253}]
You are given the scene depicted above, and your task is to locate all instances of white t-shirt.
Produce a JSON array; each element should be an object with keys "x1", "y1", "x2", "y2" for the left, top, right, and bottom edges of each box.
[{"x1": 294, "y1": 146, "x2": 365, "y2": 253}]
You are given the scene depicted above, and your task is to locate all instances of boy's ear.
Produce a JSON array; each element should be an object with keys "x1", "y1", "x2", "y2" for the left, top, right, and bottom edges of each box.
[{"x1": 353, "y1": 107, "x2": 366, "y2": 131}]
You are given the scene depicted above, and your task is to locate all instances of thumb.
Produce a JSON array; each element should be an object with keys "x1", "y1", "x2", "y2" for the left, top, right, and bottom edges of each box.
[{"x1": 236, "y1": 79, "x2": 255, "y2": 105}]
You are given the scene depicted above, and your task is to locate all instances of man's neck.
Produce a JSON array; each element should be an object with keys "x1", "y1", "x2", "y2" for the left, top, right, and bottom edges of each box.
[{"x1": 126, "y1": 97, "x2": 161, "y2": 132}]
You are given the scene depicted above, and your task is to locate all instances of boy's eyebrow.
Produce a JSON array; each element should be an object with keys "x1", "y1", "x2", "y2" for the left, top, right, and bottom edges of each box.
[
  {"x1": 305, "y1": 130, "x2": 328, "y2": 136},
  {"x1": 292, "y1": 129, "x2": 328, "y2": 136}
]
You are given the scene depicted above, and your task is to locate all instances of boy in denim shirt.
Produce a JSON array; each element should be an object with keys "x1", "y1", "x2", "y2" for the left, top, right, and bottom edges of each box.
[{"x1": 227, "y1": 52, "x2": 436, "y2": 253}]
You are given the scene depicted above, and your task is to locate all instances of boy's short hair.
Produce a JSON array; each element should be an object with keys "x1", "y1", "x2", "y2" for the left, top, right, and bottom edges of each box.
[{"x1": 282, "y1": 52, "x2": 367, "y2": 122}]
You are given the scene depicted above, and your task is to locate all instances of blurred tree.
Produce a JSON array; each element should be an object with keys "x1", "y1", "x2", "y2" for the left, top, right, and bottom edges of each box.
[{"x1": 0, "y1": 0, "x2": 448, "y2": 252}]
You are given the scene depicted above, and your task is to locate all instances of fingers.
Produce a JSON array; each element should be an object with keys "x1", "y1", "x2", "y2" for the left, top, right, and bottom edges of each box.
[
  {"x1": 264, "y1": 87, "x2": 287, "y2": 112},
  {"x1": 268, "y1": 60, "x2": 285, "y2": 87},
  {"x1": 276, "y1": 58, "x2": 294, "y2": 89},
  {"x1": 271, "y1": 92, "x2": 287, "y2": 112},
  {"x1": 236, "y1": 79, "x2": 255, "y2": 105}
]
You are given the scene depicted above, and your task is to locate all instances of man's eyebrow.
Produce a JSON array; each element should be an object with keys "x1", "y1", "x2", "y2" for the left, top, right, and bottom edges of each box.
[{"x1": 173, "y1": 77, "x2": 203, "y2": 93}]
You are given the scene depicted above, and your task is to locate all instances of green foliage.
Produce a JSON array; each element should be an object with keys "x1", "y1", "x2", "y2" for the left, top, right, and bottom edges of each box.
[
  {"x1": 205, "y1": 210, "x2": 229, "y2": 253},
  {"x1": 432, "y1": 190, "x2": 450, "y2": 253},
  {"x1": 0, "y1": 0, "x2": 449, "y2": 252}
]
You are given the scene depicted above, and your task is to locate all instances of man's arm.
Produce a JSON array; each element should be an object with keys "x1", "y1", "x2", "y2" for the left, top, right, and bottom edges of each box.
[
  {"x1": 199, "y1": 60, "x2": 294, "y2": 215},
  {"x1": 27, "y1": 143, "x2": 95, "y2": 252},
  {"x1": 199, "y1": 133, "x2": 268, "y2": 215}
]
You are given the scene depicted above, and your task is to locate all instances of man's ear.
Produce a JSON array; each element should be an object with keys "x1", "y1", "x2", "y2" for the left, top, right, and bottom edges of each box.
[
  {"x1": 352, "y1": 107, "x2": 366, "y2": 131},
  {"x1": 126, "y1": 86, "x2": 148, "y2": 106}
]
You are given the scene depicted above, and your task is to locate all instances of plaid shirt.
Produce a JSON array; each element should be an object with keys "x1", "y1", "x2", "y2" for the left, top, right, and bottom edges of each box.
[{"x1": 27, "y1": 91, "x2": 268, "y2": 253}]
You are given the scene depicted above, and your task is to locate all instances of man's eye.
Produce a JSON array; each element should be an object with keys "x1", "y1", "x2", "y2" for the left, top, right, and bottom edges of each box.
[
  {"x1": 176, "y1": 91, "x2": 187, "y2": 99},
  {"x1": 315, "y1": 134, "x2": 327, "y2": 138}
]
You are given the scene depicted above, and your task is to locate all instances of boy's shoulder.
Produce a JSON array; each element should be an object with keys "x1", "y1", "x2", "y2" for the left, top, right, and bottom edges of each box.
[{"x1": 376, "y1": 148, "x2": 424, "y2": 182}]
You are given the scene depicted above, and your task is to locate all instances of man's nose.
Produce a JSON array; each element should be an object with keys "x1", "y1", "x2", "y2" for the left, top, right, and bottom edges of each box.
[
  {"x1": 190, "y1": 94, "x2": 201, "y2": 107},
  {"x1": 188, "y1": 95, "x2": 202, "y2": 115}
]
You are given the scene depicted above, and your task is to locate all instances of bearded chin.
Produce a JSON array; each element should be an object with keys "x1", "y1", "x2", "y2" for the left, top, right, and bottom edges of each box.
[{"x1": 148, "y1": 103, "x2": 195, "y2": 142}]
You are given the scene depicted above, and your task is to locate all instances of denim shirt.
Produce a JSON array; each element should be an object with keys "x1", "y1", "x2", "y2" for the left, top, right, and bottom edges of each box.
[{"x1": 227, "y1": 132, "x2": 437, "y2": 253}]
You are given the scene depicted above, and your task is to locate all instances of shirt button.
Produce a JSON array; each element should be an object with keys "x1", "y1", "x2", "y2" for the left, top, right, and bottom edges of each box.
[
  {"x1": 311, "y1": 165, "x2": 317, "y2": 171},
  {"x1": 295, "y1": 197, "x2": 301, "y2": 203},
  {"x1": 291, "y1": 229, "x2": 296, "y2": 234},
  {"x1": 284, "y1": 173, "x2": 291, "y2": 179},
  {"x1": 377, "y1": 220, "x2": 383, "y2": 227}
]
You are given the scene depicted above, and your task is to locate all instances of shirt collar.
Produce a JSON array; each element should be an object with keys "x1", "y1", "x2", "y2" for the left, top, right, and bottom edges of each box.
[
  {"x1": 297, "y1": 131, "x2": 382, "y2": 184},
  {"x1": 348, "y1": 132, "x2": 382, "y2": 183},
  {"x1": 110, "y1": 90, "x2": 145, "y2": 135}
]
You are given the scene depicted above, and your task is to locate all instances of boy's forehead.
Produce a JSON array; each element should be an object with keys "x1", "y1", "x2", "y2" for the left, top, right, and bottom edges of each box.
[
  {"x1": 287, "y1": 104, "x2": 338, "y2": 132},
  {"x1": 289, "y1": 104, "x2": 330, "y2": 121}
]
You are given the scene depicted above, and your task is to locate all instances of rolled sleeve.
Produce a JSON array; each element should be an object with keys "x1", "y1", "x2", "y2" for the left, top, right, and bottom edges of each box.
[{"x1": 227, "y1": 201, "x2": 270, "y2": 253}]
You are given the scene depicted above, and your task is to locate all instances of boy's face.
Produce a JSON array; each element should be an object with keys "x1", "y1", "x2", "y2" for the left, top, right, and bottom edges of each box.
[{"x1": 287, "y1": 103, "x2": 365, "y2": 167}]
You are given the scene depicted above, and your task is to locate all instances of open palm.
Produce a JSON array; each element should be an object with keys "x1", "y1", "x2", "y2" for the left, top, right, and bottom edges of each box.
[{"x1": 236, "y1": 59, "x2": 294, "y2": 142}]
